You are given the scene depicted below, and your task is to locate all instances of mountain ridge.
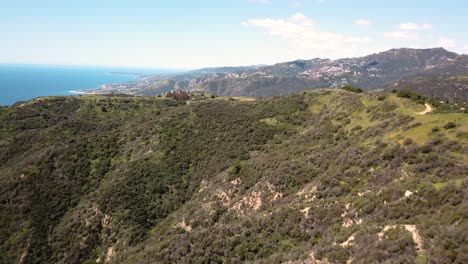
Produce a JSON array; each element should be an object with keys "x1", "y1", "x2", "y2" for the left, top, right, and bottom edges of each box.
[{"x1": 84, "y1": 48, "x2": 468, "y2": 103}]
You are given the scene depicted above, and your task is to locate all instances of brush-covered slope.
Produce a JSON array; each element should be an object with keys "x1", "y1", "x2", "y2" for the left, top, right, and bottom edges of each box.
[
  {"x1": 387, "y1": 74, "x2": 468, "y2": 105},
  {"x1": 0, "y1": 91, "x2": 467, "y2": 264}
]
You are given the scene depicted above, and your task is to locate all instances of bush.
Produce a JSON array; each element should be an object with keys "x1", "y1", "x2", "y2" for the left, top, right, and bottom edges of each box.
[
  {"x1": 403, "y1": 138, "x2": 413, "y2": 145},
  {"x1": 395, "y1": 89, "x2": 425, "y2": 104},
  {"x1": 341, "y1": 85, "x2": 363, "y2": 93},
  {"x1": 229, "y1": 160, "x2": 242, "y2": 175},
  {"x1": 420, "y1": 145, "x2": 433, "y2": 154},
  {"x1": 456, "y1": 131, "x2": 464, "y2": 137},
  {"x1": 444, "y1": 122, "x2": 456, "y2": 129}
]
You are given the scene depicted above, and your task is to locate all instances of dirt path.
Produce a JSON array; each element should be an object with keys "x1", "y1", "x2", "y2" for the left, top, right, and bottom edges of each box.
[
  {"x1": 378, "y1": 225, "x2": 424, "y2": 252},
  {"x1": 416, "y1": 103, "x2": 433, "y2": 115}
]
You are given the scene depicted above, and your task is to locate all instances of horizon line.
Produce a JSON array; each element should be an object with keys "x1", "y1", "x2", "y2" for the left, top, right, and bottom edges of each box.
[{"x1": 0, "y1": 47, "x2": 464, "y2": 71}]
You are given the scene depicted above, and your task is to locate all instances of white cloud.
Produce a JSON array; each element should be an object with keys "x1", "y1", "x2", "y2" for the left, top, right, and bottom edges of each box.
[
  {"x1": 399, "y1": 22, "x2": 432, "y2": 30},
  {"x1": 355, "y1": 19, "x2": 371, "y2": 27},
  {"x1": 288, "y1": 13, "x2": 313, "y2": 26},
  {"x1": 242, "y1": 13, "x2": 372, "y2": 58},
  {"x1": 464, "y1": 44, "x2": 468, "y2": 51},
  {"x1": 437, "y1": 38, "x2": 456, "y2": 48},
  {"x1": 384, "y1": 31, "x2": 418, "y2": 40},
  {"x1": 248, "y1": 0, "x2": 271, "y2": 4}
]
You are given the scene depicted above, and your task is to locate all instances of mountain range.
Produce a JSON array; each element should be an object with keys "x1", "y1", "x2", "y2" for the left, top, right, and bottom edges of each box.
[{"x1": 91, "y1": 48, "x2": 468, "y2": 104}]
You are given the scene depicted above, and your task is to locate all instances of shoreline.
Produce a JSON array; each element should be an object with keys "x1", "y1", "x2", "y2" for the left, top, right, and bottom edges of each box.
[
  {"x1": 69, "y1": 83, "x2": 111, "y2": 95},
  {"x1": 106, "y1": 72, "x2": 146, "y2": 78},
  {"x1": 69, "y1": 90, "x2": 97, "y2": 95}
]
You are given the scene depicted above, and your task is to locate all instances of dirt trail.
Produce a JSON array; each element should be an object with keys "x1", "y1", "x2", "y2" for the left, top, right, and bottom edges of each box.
[
  {"x1": 378, "y1": 225, "x2": 424, "y2": 252},
  {"x1": 416, "y1": 103, "x2": 433, "y2": 115}
]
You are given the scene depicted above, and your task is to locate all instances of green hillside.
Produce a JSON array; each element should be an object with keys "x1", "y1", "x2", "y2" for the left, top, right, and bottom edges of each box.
[{"x1": 0, "y1": 90, "x2": 467, "y2": 263}]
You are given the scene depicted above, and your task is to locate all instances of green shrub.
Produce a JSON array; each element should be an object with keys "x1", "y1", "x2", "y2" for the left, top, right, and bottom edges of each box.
[
  {"x1": 395, "y1": 89, "x2": 425, "y2": 104},
  {"x1": 229, "y1": 160, "x2": 242, "y2": 174},
  {"x1": 444, "y1": 122, "x2": 456, "y2": 129},
  {"x1": 341, "y1": 85, "x2": 363, "y2": 93},
  {"x1": 403, "y1": 138, "x2": 413, "y2": 145}
]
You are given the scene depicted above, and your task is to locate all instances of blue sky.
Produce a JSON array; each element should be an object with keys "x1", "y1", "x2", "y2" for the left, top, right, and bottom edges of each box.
[{"x1": 1, "y1": 0, "x2": 467, "y2": 69}]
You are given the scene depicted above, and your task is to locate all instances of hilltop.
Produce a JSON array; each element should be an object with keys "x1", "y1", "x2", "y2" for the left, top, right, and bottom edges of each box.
[
  {"x1": 84, "y1": 48, "x2": 468, "y2": 104},
  {"x1": 0, "y1": 90, "x2": 466, "y2": 263}
]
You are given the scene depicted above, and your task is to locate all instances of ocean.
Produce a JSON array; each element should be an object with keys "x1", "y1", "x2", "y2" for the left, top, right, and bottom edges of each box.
[{"x1": 0, "y1": 64, "x2": 170, "y2": 106}]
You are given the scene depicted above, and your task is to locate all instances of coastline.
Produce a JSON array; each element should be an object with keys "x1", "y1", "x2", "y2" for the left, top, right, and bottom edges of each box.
[
  {"x1": 105, "y1": 72, "x2": 146, "y2": 78},
  {"x1": 69, "y1": 83, "x2": 108, "y2": 95},
  {"x1": 0, "y1": 65, "x2": 157, "y2": 105},
  {"x1": 69, "y1": 90, "x2": 97, "y2": 95},
  {"x1": 69, "y1": 72, "x2": 148, "y2": 95}
]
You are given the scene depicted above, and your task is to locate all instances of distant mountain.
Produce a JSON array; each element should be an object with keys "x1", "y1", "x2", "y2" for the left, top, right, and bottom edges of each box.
[
  {"x1": 385, "y1": 54, "x2": 468, "y2": 103},
  {"x1": 86, "y1": 48, "x2": 468, "y2": 101},
  {"x1": 386, "y1": 74, "x2": 468, "y2": 104}
]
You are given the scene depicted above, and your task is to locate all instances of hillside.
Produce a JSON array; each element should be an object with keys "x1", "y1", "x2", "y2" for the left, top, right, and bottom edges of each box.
[
  {"x1": 0, "y1": 91, "x2": 467, "y2": 263},
  {"x1": 386, "y1": 74, "x2": 468, "y2": 105},
  {"x1": 84, "y1": 48, "x2": 468, "y2": 102}
]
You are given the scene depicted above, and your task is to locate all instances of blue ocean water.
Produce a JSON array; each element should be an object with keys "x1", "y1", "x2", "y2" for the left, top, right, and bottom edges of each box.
[{"x1": 0, "y1": 64, "x2": 170, "y2": 106}]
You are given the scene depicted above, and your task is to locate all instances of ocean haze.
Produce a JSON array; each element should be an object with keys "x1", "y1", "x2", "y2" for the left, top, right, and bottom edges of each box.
[{"x1": 0, "y1": 64, "x2": 172, "y2": 106}]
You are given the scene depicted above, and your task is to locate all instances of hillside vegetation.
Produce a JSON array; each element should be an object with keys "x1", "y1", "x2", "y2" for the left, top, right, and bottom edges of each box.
[{"x1": 0, "y1": 90, "x2": 467, "y2": 263}]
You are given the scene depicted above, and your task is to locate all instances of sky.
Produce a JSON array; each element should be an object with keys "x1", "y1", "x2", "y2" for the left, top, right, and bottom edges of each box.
[{"x1": 1, "y1": 0, "x2": 467, "y2": 69}]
